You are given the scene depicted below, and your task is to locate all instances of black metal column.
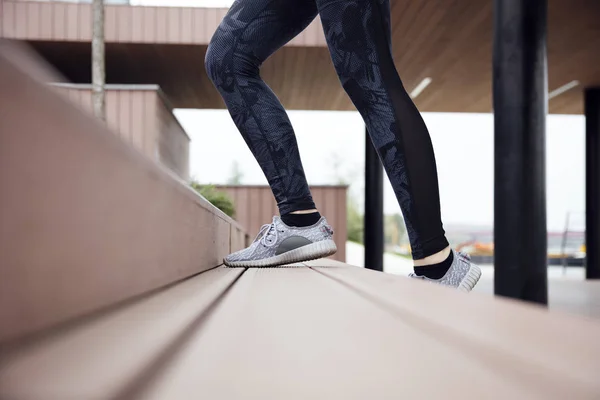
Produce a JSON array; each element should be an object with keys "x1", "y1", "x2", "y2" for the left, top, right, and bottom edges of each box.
[
  {"x1": 364, "y1": 127, "x2": 384, "y2": 271},
  {"x1": 585, "y1": 88, "x2": 600, "y2": 279},
  {"x1": 493, "y1": 0, "x2": 548, "y2": 303}
]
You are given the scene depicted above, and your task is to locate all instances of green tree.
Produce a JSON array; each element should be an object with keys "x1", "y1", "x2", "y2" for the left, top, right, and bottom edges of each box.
[
  {"x1": 227, "y1": 161, "x2": 244, "y2": 185},
  {"x1": 347, "y1": 197, "x2": 364, "y2": 243},
  {"x1": 385, "y1": 213, "x2": 406, "y2": 247},
  {"x1": 394, "y1": 213, "x2": 406, "y2": 245},
  {"x1": 190, "y1": 181, "x2": 236, "y2": 218}
]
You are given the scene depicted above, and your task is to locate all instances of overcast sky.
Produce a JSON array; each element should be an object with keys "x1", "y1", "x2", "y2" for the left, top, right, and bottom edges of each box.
[{"x1": 176, "y1": 109, "x2": 586, "y2": 232}]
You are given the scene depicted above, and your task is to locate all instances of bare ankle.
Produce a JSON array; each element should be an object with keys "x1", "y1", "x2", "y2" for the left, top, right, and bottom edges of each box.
[
  {"x1": 289, "y1": 209, "x2": 319, "y2": 215},
  {"x1": 413, "y1": 246, "x2": 451, "y2": 267}
]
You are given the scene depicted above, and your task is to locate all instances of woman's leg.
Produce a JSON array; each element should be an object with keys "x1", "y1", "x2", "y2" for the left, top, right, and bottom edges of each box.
[
  {"x1": 315, "y1": 0, "x2": 449, "y2": 262},
  {"x1": 208, "y1": 0, "x2": 338, "y2": 268},
  {"x1": 205, "y1": 0, "x2": 318, "y2": 216}
]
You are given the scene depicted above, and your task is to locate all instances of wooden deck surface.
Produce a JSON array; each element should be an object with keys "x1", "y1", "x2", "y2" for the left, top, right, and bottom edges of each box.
[{"x1": 1, "y1": 260, "x2": 599, "y2": 399}]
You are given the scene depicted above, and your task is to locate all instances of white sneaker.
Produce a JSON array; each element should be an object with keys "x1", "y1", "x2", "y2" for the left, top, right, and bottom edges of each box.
[
  {"x1": 409, "y1": 250, "x2": 482, "y2": 292},
  {"x1": 224, "y1": 216, "x2": 337, "y2": 267}
]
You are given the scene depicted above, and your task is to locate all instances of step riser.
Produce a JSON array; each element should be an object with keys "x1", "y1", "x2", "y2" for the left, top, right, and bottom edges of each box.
[{"x1": 0, "y1": 42, "x2": 247, "y2": 344}]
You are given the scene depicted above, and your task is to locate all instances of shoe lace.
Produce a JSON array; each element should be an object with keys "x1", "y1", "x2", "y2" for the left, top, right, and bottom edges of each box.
[
  {"x1": 253, "y1": 218, "x2": 280, "y2": 247},
  {"x1": 456, "y1": 251, "x2": 471, "y2": 263}
]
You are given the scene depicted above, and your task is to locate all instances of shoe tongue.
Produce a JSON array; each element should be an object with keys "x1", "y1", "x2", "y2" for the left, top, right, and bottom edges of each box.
[
  {"x1": 264, "y1": 221, "x2": 277, "y2": 241},
  {"x1": 272, "y1": 216, "x2": 284, "y2": 229},
  {"x1": 267, "y1": 223, "x2": 276, "y2": 234},
  {"x1": 253, "y1": 223, "x2": 274, "y2": 243}
]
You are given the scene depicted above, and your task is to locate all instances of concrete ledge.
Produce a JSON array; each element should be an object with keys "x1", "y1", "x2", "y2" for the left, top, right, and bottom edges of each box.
[{"x1": 0, "y1": 42, "x2": 247, "y2": 343}]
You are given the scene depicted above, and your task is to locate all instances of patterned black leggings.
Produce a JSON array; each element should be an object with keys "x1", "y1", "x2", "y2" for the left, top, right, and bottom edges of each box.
[{"x1": 205, "y1": 0, "x2": 449, "y2": 259}]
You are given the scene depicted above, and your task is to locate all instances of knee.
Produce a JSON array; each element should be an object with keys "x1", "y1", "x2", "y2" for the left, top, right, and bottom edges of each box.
[
  {"x1": 205, "y1": 31, "x2": 259, "y2": 88},
  {"x1": 204, "y1": 32, "x2": 230, "y2": 86}
]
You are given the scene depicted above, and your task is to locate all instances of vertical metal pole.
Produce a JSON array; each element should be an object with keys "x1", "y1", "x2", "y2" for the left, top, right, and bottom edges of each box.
[
  {"x1": 585, "y1": 88, "x2": 600, "y2": 279},
  {"x1": 561, "y1": 212, "x2": 570, "y2": 274},
  {"x1": 364, "y1": 127, "x2": 384, "y2": 271},
  {"x1": 92, "y1": 0, "x2": 106, "y2": 121},
  {"x1": 493, "y1": 0, "x2": 548, "y2": 303}
]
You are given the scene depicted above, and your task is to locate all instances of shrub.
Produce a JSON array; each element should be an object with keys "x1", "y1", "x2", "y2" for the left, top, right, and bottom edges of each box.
[
  {"x1": 347, "y1": 198, "x2": 364, "y2": 244},
  {"x1": 190, "y1": 182, "x2": 236, "y2": 218}
]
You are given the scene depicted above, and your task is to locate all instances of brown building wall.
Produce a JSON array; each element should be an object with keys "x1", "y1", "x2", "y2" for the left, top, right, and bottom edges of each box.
[
  {"x1": 52, "y1": 83, "x2": 189, "y2": 180},
  {"x1": 0, "y1": 0, "x2": 325, "y2": 46},
  {"x1": 217, "y1": 185, "x2": 348, "y2": 262}
]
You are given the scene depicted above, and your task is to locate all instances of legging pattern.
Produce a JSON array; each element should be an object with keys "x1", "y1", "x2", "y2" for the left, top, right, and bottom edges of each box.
[{"x1": 205, "y1": 0, "x2": 449, "y2": 259}]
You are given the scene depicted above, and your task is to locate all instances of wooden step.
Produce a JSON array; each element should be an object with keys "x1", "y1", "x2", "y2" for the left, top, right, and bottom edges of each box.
[
  {"x1": 0, "y1": 41, "x2": 247, "y2": 344},
  {"x1": 1, "y1": 260, "x2": 599, "y2": 399},
  {"x1": 0, "y1": 267, "x2": 242, "y2": 399}
]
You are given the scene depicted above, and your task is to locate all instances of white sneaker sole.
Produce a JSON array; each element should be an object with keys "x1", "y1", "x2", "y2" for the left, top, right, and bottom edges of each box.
[
  {"x1": 458, "y1": 264, "x2": 482, "y2": 292},
  {"x1": 224, "y1": 239, "x2": 337, "y2": 268}
]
